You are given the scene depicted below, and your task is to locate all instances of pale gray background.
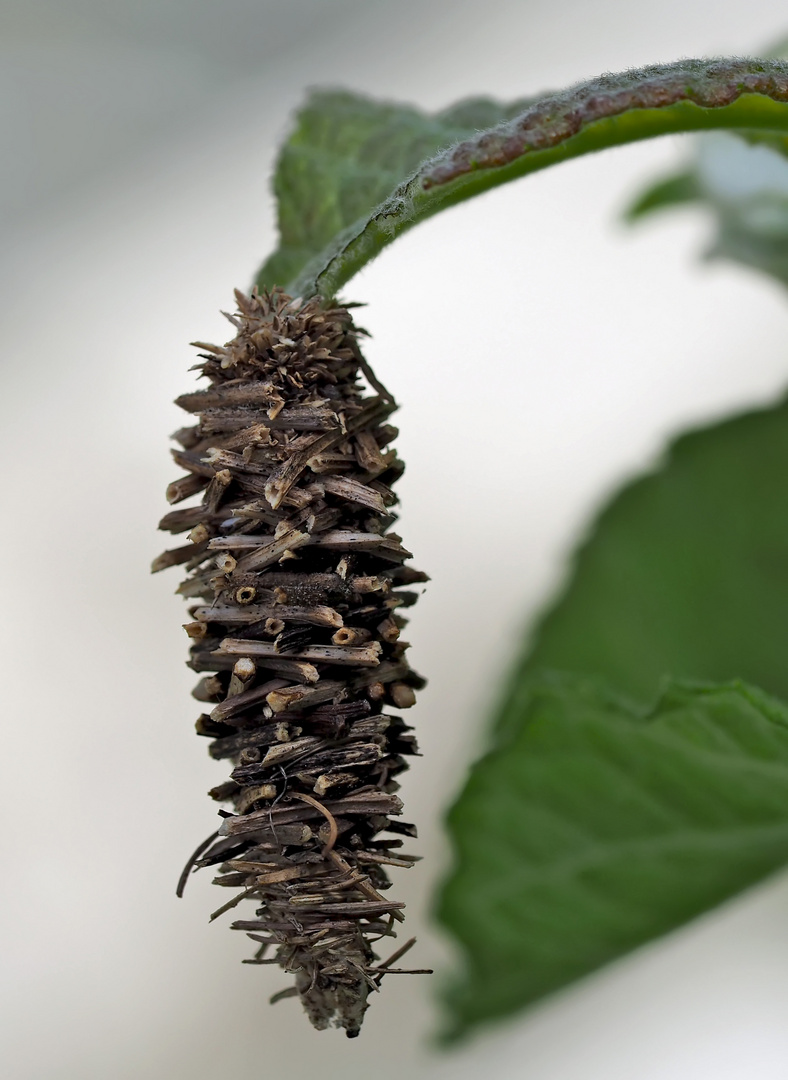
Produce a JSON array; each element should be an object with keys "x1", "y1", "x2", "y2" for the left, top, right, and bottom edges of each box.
[{"x1": 3, "y1": 1, "x2": 788, "y2": 1077}]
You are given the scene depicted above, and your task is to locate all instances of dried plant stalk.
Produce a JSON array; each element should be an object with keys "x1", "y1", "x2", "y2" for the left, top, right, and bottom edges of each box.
[{"x1": 155, "y1": 288, "x2": 428, "y2": 1036}]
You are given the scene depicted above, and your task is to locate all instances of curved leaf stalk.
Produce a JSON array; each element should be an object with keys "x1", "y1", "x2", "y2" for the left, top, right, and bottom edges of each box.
[{"x1": 280, "y1": 59, "x2": 788, "y2": 300}]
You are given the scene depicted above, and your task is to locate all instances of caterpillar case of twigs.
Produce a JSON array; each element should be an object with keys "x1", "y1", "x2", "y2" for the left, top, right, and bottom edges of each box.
[{"x1": 155, "y1": 287, "x2": 429, "y2": 1037}]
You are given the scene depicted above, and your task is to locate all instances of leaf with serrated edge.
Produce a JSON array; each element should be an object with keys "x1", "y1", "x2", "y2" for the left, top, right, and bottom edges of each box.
[{"x1": 438, "y1": 675, "x2": 788, "y2": 1039}]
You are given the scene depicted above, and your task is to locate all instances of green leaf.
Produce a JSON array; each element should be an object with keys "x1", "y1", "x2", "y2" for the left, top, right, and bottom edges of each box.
[
  {"x1": 438, "y1": 675, "x2": 788, "y2": 1040},
  {"x1": 624, "y1": 169, "x2": 702, "y2": 220},
  {"x1": 502, "y1": 397, "x2": 788, "y2": 719},
  {"x1": 259, "y1": 59, "x2": 788, "y2": 299},
  {"x1": 696, "y1": 132, "x2": 788, "y2": 285},
  {"x1": 438, "y1": 398, "x2": 788, "y2": 1037},
  {"x1": 256, "y1": 89, "x2": 536, "y2": 293}
]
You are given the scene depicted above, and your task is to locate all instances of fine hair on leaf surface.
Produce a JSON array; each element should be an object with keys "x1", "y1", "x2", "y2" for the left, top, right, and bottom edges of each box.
[
  {"x1": 258, "y1": 57, "x2": 788, "y2": 301},
  {"x1": 155, "y1": 51, "x2": 788, "y2": 1040}
]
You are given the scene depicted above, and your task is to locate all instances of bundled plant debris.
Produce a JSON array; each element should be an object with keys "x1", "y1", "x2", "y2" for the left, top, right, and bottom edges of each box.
[{"x1": 154, "y1": 288, "x2": 428, "y2": 1036}]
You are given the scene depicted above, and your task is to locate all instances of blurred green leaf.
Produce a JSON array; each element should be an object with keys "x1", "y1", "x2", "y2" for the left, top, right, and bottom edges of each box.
[
  {"x1": 699, "y1": 135, "x2": 788, "y2": 283},
  {"x1": 627, "y1": 126, "x2": 788, "y2": 286},
  {"x1": 624, "y1": 169, "x2": 702, "y2": 221},
  {"x1": 439, "y1": 675, "x2": 788, "y2": 1039},
  {"x1": 504, "y1": 398, "x2": 788, "y2": 716},
  {"x1": 258, "y1": 59, "x2": 788, "y2": 299}
]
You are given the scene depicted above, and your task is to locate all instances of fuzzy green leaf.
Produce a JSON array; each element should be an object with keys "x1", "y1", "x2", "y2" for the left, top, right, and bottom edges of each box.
[
  {"x1": 439, "y1": 675, "x2": 788, "y2": 1039},
  {"x1": 256, "y1": 89, "x2": 535, "y2": 292},
  {"x1": 502, "y1": 397, "x2": 788, "y2": 720},
  {"x1": 259, "y1": 59, "x2": 788, "y2": 299}
]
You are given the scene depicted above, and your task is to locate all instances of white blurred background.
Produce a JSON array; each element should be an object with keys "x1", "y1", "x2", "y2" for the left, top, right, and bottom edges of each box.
[{"x1": 4, "y1": 1, "x2": 788, "y2": 1077}]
